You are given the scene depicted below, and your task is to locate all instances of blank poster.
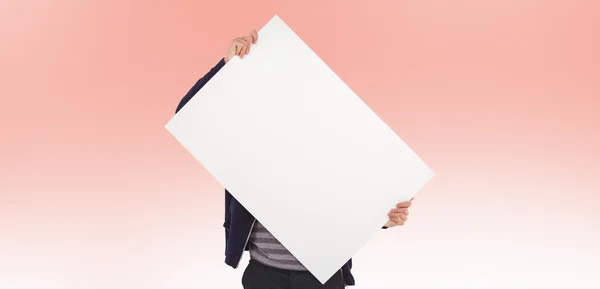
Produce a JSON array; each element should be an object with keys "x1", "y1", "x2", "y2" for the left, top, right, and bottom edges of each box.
[{"x1": 165, "y1": 15, "x2": 434, "y2": 284}]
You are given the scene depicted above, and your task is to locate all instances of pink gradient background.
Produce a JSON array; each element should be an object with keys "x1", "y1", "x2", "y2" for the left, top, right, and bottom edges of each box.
[{"x1": 1, "y1": 0, "x2": 599, "y2": 288}]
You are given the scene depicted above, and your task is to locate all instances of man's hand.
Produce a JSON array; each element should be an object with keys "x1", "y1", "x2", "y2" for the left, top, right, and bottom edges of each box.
[
  {"x1": 384, "y1": 198, "x2": 413, "y2": 228},
  {"x1": 224, "y1": 29, "x2": 258, "y2": 63}
]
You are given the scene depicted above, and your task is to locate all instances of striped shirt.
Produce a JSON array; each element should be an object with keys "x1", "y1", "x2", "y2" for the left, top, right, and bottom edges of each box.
[{"x1": 248, "y1": 221, "x2": 307, "y2": 271}]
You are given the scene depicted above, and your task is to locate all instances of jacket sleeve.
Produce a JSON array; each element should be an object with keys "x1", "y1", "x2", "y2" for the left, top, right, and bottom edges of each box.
[
  {"x1": 175, "y1": 58, "x2": 226, "y2": 114},
  {"x1": 224, "y1": 189, "x2": 233, "y2": 246}
]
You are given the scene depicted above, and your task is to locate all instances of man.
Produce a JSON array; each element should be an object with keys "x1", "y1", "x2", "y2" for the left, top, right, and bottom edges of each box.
[{"x1": 175, "y1": 29, "x2": 413, "y2": 289}]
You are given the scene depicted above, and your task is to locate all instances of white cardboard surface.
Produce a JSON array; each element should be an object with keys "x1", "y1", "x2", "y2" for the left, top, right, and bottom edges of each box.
[{"x1": 166, "y1": 15, "x2": 434, "y2": 284}]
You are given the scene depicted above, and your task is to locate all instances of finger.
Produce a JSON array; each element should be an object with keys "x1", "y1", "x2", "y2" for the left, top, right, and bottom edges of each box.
[
  {"x1": 235, "y1": 38, "x2": 245, "y2": 57},
  {"x1": 242, "y1": 36, "x2": 253, "y2": 54},
  {"x1": 390, "y1": 208, "x2": 408, "y2": 214},
  {"x1": 240, "y1": 38, "x2": 251, "y2": 56},
  {"x1": 240, "y1": 43, "x2": 246, "y2": 58},
  {"x1": 389, "y1": 212, "x2": 408, "y2": 220},
  {"x1": 396, "y1": 201, "x2": 412, "y2": 208},
  {"x1": 236, "y1": 39, "x2": 249, "y2": 58},
  {"x1": 391, "y1": 210, "x2": 407, "y2": 217},
  {"x1": 391, "y1": 217, "x2": 404, "y2": 225},
  {"x1": 233, "y1": 39, "x2": 245, "y2": 55},
  {"x1": 388, "y1": 211, "x2": 406, "y2": 218},
  {"x1": 250, "y1": 29, "x2": 258, "y2": 43}
]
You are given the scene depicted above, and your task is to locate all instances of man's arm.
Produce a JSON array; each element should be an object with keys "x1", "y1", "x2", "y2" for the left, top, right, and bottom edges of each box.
[{"x1": 175, "y1": 58, "x2": 226, "y2": 114}]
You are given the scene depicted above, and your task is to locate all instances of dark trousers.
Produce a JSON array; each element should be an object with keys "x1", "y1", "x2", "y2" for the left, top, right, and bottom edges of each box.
[{"x1": 242, "y1": 259, "x2": 346, "y2": 289}]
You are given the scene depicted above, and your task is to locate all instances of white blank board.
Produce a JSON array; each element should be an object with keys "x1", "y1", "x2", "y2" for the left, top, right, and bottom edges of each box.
[{"x1": 166, "y1": 15, "x2": 434, "y2": 284}]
